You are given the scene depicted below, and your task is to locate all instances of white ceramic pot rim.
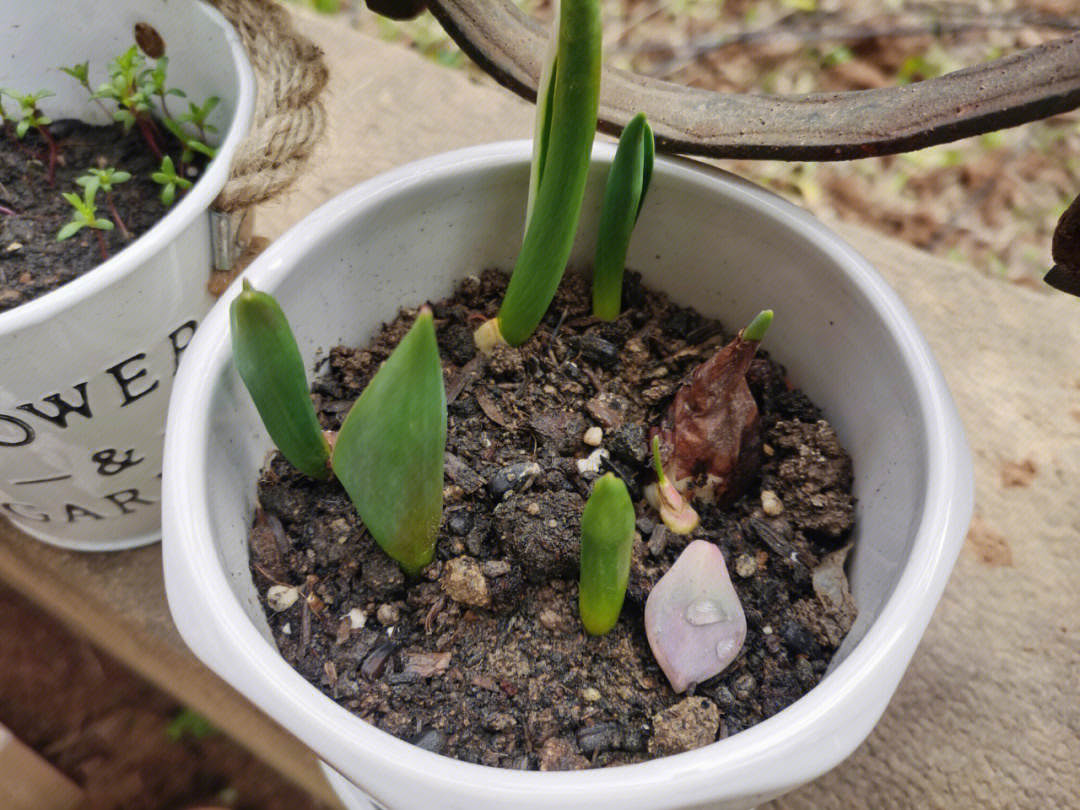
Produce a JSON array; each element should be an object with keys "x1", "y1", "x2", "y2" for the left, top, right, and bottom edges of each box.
[
  {"x1": 164, "y1": 141, "x2": 973, "y2": 804},
  {"x1": 0, "y1": 1, "x2": 256, "y2": 333}
]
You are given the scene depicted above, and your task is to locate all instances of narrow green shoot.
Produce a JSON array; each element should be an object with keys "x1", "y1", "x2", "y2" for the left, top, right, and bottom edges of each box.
[
  {"x1": 331, "y1": 308, "x2": 447, "y2": 576},
  {"x1": 649, "y1": 434, "x2": 699, "y2": 535},
  {"x1": 592, "y1": 113, "x2": 654, "y2": 321},
  {"x1": 151, "y1": 155, "x2": 192, "y2": 206},
  {"x1": 229, "y1": 281, "x2": 331, "y2": 480},
  {"x1": 579, "y1": 473, "x2": 636, "y2": 636},
  {"x1": 478, "y1": 0, "x2": 602, "y2": 350}
]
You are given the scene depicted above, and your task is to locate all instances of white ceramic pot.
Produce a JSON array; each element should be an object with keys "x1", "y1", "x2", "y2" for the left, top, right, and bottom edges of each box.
[
  {"x1": 0, "y1": 0, "x2": 254, "y2": 550},
  {"x1": 162, "y1": 142, "x2": 974, "y2": 810}
]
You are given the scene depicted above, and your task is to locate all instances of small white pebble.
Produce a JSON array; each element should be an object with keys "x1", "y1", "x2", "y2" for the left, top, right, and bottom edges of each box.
[
  {"x1": 762, "y1": 626, "x2": 773, "y2": 635},
  {"x1": 5, "y1": 241, "x2": 22, "y2": 252},
  {"x1": 543, "y1": 384, "x2": 557, "y2": 395},
  {"x1": 734, "y1": 554, "x2": 757, "y2": 578},
  {"x1": 347, "y1": 607, "x2": 367, "y2": 629},
  {"x1": 526, "y1": 502, "x2": 540, "y2": 516},
  {"x1": 377, "y1": 604, "x2": 400, "y2": 626},
  {"x1": 761, "y1": 490, "x2": 783, "y2": 516},
  {"x1": 281, "y1": 623, "x2": 292, "y2": 635},
  {"x1": 267, "y1": 585, "x2": 299, "y2": 611},
  {"x1": 546, "y1": 519, "x2": 558, "y2": 529},
  {"x1": 576, "y1": 447, "x2": 609, "y2": 475},
  {"x1": 582, "y1": 687, "x2": 602, "y2": 702},
  {"x1": 583, "y1": 426, "x2": 603, "y2": 447}
]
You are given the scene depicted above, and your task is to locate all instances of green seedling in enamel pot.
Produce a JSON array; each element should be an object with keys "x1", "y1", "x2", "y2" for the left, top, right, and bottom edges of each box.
[
  {"x1": 474, "y1": 0, "x2": 602, "y2": 353},
  {"x1": 152, "y1": 155, "x2": 192, "y2": 206},
  {"x1": 578, "y1": 472, "x2": 636, "y2": 636},
  {"x1": 57, "y1": 185, "x2": 114, "y2": 261},
  {"x1": 592, "y1": 112, "x2": 654, "y2": 321},
  {"x1": 1, "y1": 88, "x2": 60, "y2": 185},
  {"x1": 230, "y1": 284, "x2": 447, "y2": 576},
  {"x1": 77, "y1": 168, "x2": 132, "y2": 238}
]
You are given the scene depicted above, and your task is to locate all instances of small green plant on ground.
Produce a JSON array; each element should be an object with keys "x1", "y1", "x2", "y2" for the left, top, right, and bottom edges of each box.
[
  {"x1": 77, "y1": 167, "x2": 132, "y2": 237},
  {"x1": 151, "y1": 155, "x2": 192, "y2": 207},
  {"x1": 57, "y1": 185, "x2": 114, "y2": 260},
  {"x1": 0, "y1": 89, "x2": 59, "y2": 184}
]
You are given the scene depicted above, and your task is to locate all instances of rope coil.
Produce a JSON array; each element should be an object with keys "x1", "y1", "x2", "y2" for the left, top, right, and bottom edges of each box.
[
  {"x1": 202, "y1": 0, "x2": 328, "y2": 288},
  {"x1": 209, "y1": 0, "x2": 328, "y2": 212}
]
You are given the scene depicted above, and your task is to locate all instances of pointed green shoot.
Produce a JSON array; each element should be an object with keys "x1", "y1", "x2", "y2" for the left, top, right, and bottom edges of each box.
[
  {"x1": 524, "y1": 19, "x2": 558, "y2": 230},
  {"x1": 494, "y1": 0, "x2": 602, "y2": 347},
  {"x1": 579, "y1": 472, "x2": 636, "y2": 636},
  {"x1": 592, "y1": 113, "x2": 655, "y2": 321},
  {"x1": 742, "y1": 309, "x2": 774, "y2": 343},
  {"x1": 331, "y1": 308, "x2": 447, "y2": 576},
  {"x1": 229, "y1": 281, "x2": 330, "y2": 480}
]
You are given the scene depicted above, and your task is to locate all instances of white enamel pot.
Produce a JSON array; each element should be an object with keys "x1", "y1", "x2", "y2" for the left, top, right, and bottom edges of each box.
[
  {"x1": 0, "y1": 0, "x2": 254, "y2": 550},
  {"x1": 162, "y1": 141, "x2": 974, "y2": 810}
]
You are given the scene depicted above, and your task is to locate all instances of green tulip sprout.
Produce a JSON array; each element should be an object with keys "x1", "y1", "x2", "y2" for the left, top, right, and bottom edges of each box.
[
  {"x1": 230, "y1": 286, "x2": 447, "y2": 576},
  {"x1": 475, "y1": 0, "x2": 601, "y2": 353},
  {"x1": 230, "y1": 281, "x2": 331, "y2": 480},
  {"x1": 332, "y1": 307, "x2": 447, "y2": 576},
  {"x1": 578, "y1": 472, "x2": 636, "y2": 636},
  {"x1": 592, "y1": 113, "x2": 654, "y2": 321}
]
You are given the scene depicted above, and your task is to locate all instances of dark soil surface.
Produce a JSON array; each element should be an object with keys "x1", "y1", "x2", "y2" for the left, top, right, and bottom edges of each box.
[
  {"x1": 0, "y1": 119, "x2": 195, "y2": 312},
  {"x1": 249, "y1": 270, "x2": 858, "y2": 770},
  {"x1": 0, "y1": 584, "x2": 327, "y2": 810}
]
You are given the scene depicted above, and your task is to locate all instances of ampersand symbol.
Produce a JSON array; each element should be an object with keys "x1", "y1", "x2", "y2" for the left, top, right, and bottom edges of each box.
[{"x1": 91, "y1": 448, "x2": 144, "y2": 476}]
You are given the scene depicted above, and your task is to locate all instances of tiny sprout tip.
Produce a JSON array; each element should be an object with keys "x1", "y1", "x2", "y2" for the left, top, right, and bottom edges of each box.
[{"x1": 742, "y1": 309, "x2": 773, "y2": 343}]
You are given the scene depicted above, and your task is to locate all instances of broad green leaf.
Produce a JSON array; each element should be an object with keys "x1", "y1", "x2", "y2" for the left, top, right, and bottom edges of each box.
[
  {"x1": 332, "y1": 308, "x2": 447, "y2": 576},
  {"x1": 579, "y1": 473, "x2": 636, "y2": 635},
  {"x1": 495, "y1": 0, "x2": 602, "y2": 346},
  {"x1": 229, "y1": 281, "x2": 331, "y2": 480},
  {"x1": 591, "y1": 113, "x2": 654, "y2": 321}
]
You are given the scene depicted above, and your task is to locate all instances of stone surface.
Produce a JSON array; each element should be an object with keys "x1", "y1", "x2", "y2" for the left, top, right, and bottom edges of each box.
[
  {"x1": 648, "y1": 696, "x2": 721, "y2": 757},
  {"x1": 440, "y1": 557, "x2": 491, "y2": 608},
  {"x1": 644, "y1": 540, "x2": 747, "y2": 693}
]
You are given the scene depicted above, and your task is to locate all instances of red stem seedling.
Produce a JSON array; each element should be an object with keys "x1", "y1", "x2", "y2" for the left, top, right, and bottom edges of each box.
[{"x1": 105, "y1": 192, "x2": 130, "y2": 239}]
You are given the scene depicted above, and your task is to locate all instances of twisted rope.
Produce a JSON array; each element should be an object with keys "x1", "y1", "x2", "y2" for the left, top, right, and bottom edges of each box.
[{"x1": 208, "y1": 0, "x2": 329, "y2": 212}]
